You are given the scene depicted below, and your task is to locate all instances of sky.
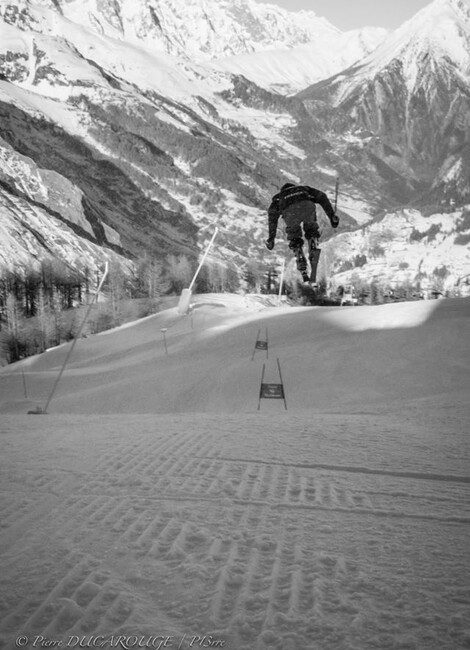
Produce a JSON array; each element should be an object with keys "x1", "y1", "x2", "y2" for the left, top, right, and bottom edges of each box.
[{"x1": 255, "y1": 0, "x2": 464, "y2": 30}]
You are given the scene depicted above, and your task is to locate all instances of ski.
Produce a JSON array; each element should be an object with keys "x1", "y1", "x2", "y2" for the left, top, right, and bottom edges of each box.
[{"x1": 293, "y1": 239, "x2": 321, "y2": 286}]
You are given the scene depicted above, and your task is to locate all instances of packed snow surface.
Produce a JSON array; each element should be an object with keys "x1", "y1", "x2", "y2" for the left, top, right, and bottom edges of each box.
[{"x1": 1, "y1": 294, "x2": 470, "y2": 650}]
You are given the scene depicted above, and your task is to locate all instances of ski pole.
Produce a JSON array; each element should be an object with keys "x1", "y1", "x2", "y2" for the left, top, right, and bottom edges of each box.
[
  {"x1": 278, "y1": 258, "x2": 285, "y2": 305},
  {"x1": 334, "y1": 177, "x2": 339, "y2": 212}
]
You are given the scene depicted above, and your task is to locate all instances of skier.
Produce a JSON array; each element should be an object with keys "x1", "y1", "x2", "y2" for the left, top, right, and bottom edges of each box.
[{"x1": 265, "y1": 182, "x2": 339, "y2": 283}]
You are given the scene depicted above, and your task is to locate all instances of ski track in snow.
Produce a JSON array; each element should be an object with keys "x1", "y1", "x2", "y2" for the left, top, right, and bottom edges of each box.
[
  {"x1": 1, "y1": 414, "x2": 470, "y2": 650},
  {"x1": 1, "y1": 296, "x2": 470, "y2": 650}
]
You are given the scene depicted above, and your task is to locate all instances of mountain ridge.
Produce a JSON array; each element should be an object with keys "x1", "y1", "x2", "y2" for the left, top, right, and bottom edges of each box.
[
  {"x1": 0, "y1": 0, "x2": 469, "y2": 298},
  {"x1": 6, "y1": 0, "x2": 341, "y2": 59},
  {"x1": 296, "y1": 0, "x2": 470, "y2": 209}
]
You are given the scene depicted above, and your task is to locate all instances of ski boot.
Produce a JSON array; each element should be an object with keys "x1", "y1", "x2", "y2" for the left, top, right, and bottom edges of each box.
[{"x1": 291, "y1": 244, "x2": 309, "y2": 283}]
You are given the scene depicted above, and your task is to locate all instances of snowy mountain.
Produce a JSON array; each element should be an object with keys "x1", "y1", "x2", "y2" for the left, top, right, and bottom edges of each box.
[
  {"x1": 0, "y1": 0, "x2": 469, "y2": 294},
  {"x1": 0, "y1": 0, "x2": 294, "y2": 274},
  {"x1": 297, "y1": 0, "x2": 470, "y2": 207},
  {"x1": 0, "y1": 0, "x2": 376, "y2": 276},
  {"x1": 0, "y1": 0, "x2": 387, "y2": 93},
  {"x1": 209, "y1": 26, "x2": 388, "y2": 95},
  {"x1": 17, "y1": 0, "x2": 369, "y2": 62}
]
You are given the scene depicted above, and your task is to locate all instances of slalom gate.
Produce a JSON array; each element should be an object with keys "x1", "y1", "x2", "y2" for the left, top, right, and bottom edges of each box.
[
  {"x1": 257, "y1": 358, "x2": 287, "y2": 410},
  {"x1": 251, "y1": 327, "x2": 269, "y2": 361}
]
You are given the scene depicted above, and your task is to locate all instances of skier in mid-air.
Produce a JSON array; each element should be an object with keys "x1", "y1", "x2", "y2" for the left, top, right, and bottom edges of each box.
[{"x1": 265, "y1": 182, "x2": 339, "y2": 283}]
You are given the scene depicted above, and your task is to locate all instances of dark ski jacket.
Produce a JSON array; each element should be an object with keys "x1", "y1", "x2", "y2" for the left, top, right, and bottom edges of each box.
[{"x1": 267, "y1": 183, "x2": 336, "y2": 240}]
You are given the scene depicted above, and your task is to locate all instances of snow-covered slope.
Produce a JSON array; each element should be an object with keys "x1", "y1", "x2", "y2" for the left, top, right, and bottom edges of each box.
[
  {"x1": 22, "y1": 0, "x2": 342, "y2": 59},
  {"x1": 212, "y1": 26, "x2": 387, "y2": 94},
  {"x1": 1, "y1": 296, "x2": 469, "y2": 650},
  {"x1": 1, "y1": 292, "x2": 469, "y2": 414},
  {"x1": 0, "y1": 1, "x2": 222, "y2": 99}
]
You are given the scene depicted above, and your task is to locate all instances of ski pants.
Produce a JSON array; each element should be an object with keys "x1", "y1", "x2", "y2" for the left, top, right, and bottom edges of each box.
[{"x1": 282, "y1": 200, "x2": 320, "y2": 250}]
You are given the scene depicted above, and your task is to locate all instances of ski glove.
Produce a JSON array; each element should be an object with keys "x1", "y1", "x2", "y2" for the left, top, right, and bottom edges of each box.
[
  {"x1": 265, "y1": 238, "x2": 275, "y2": 250},
  {"x1": 330, "y1": 214, "x2": 339, "y2": 229}
]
